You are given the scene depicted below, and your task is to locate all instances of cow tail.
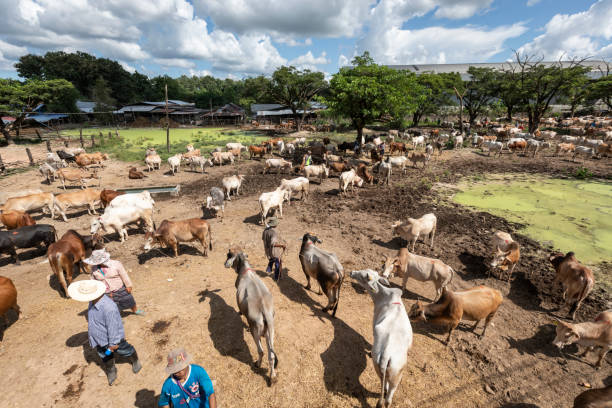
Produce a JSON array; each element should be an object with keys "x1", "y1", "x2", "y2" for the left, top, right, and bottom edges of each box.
[
  {"x1": 208, "y1": 226, "x2": 213, "y2": 251},
  {"x1": 571, "y1": 271, "x2": 594, "y2": 316},
  {"x1": 50, "y1": 253, "x2": 67, "y2": 297}
]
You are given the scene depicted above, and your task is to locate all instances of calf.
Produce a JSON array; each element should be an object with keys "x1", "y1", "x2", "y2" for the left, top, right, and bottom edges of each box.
[
  {"x1": 0, "y1": 224, "x2": 57, "y2": 264},
  {"x1": 56, "y1": 168, "x2": 99, "y2": 190},
  {"x1": 212, "y1": 151, "x2": 235, "y2": 165},
  {"x1": 549, "y1": 252, "x2": 595, "y2": 320},
  {"x1": 224, "y1": 247, "x2": 278, "y2": 384},
  {"x1": 350, "y1": 269, "x2": 412, "y2": 408},
  {"x1": 279, "y1": 177, "x2": 309, "y2": 204},
  {"x1": 552, "y1": 315, "x2": 611, "y2": 369},
  {"x1": 258, "y1": 188, "x2": 290, "y2": 225},
  {"x1": 303, "y1": 164, "x2": 329, "y2": 184},
  {"x1": 0, "y1": 211, "x2": 35, "y2": 230},
  {"x1": 188, "y1": 156, "x2": 213, "y2": 173},
  {"x1": 222, "y1": 175, "x2": 245, "y2": 200},
  {"x1": 145, "y1": 153, "x2": 162, "y2": 171},
  {"x1": 299, "y1": 233, "x2": 343, "y2": 316},
  {"x1": 389, "y1": 142, "x2": 407, "y2": 155},
  {"x1": 556, "y1": 142, "x2": 576, "y2": 156},
  {"x1": 47, "y1": 230, "x2": 100, "y2": 297},
  {"x1": 409, "y1": 286, "x2": 503, "y2": 345},
  {"x1": 490, "y1": 241, "x2": 520, "y2": 281},
  {"x1": 100, "y1": 189, "x2": 124, "y2": 208},
  {"x1": 167, "y1": 153, "x2": 182, "y2": 175},
  {"x1": 143, "y1": 218, "x2": 212, "y2": 257},
  {"x1": 249, "y1": 145, "x2": 268, "y2": 159},
  {"x1": 382, "y1": 248, "x2": 454, "y2": 301},
  {"x1": 0, "y1": 276, "x2": 19, "y2": 336},
  {"x1": 206, "y1": 187, "x2": 225, "y2": 217},
  {"x1": 54, "y1": 188, "x2": 102, "y2": 222},
  {"x1": 1, "y1": 192, "x2": 55, "y2": 219},
  {"x1": 356, "y1": 163, "x2": 373, "y2": 185},
  {"x1": 263, "y1": 159, "x2": 292, "y2": 174},
  {"x1": 388, "y1": 156, "x2": 408, "y2": 174},
  {"x1": 409, "y1": 152, "x2": 429, "y2": 168},
  {"x1": 128, "y1": 167, "x2": 146, "y2": 179},
  {"x1": 391, "y1": 213, "x2": 437, "y2": 252}
]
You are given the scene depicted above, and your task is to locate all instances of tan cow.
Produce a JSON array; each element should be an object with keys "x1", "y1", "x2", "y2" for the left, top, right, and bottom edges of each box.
[
  {"x1": 0, "y1": 211, "x2": 35, "y2": 230},
  {"x1": 552, "y1": 312, "x2": 612, "y2": 369},
  {"x1": 75, "y1": 152, "x2": 108, "y2": 167},
  {"x1": 143, "y1": 218, "x2": 212, "y2": 257},
  {"x1": 0, "y1": 192, "x2": 55, "y2": 219},
  {"x1": 391, "y1": 213, "x2": 437, "y2": 252},
  {"x1": 409, "y1": 152, "x2": 429, "y2": 168},
  {"x1": 556, "y1": 143, "x2": 575, "y2": 156},
  {"x1": 409, "y1": 285, "x2": 503, "y2": 345},
  {"x1": 56, "y1": 168, "x2": 99, "y2": 190},
  {"x1": 549, "y1": 252, "x2": 595, "y2": 320},
  {"x1": 490, "y1": 241, "x2": 521, "y2": 281},
  {"x1": 54, "y1": 189, "x2": 102, "y2": 222},
  {"x1": 382, "y1": 248, "x2": 454, "y2": 301}
]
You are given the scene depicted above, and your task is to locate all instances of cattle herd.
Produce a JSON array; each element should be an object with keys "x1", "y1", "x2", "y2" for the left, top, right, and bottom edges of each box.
[{"x1": 0, "y1": 115, "x2": 611, "y2": 407}]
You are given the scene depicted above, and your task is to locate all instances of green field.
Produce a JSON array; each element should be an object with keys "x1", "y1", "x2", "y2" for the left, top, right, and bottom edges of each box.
[
  {"x1": 60, "y1": 127, "x2": 356, "y2": 161},
  {"x1": 454, "y1": 174, "x2": 612, "y2": 268}
]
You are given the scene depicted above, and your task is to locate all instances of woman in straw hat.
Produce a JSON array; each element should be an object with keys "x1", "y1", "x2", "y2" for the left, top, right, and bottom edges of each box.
[
  {"x1": 84, "y1": 249, "x2": 144, "y2": 315},
  {"x1": 159, "y1": 348, "x2": 217, "y2": 408},
  {"x1": 68, "y1": 280, "x2": 142, "y2": 386}
]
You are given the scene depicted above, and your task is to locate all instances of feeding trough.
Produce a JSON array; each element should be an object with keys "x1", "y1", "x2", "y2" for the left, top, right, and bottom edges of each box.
[{"x1": 117, "y1": 184, "x2": 181, "y2": 197}]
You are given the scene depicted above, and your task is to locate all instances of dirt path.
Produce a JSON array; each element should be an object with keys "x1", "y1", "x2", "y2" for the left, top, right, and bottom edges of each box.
[{"x1": 0, "y1": 149, "x2": 610, "y2": 407}]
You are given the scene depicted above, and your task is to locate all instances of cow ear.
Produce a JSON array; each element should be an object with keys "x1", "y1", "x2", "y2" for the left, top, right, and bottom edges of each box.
[{"x1": 379, "y1": 277, "x2": 390, "y2": 286}]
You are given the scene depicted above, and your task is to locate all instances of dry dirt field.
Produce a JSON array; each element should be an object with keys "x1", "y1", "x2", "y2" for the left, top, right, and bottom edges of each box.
[{"x1": 0, "y1": 145, "x2": 610, "y2": 408}]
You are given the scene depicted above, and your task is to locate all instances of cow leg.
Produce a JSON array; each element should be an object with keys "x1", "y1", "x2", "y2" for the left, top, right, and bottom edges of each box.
[
  {"x1": 264, "y1": 327, "x2": 277, "y2": 384},
  {"x1": 10, "y1": 246, "x2": 20, "y2": 265},
  {"x1": 386, "y1": 369, "x2": 404, "y2": 408},
  {"x1": 471, "y1": 320, "x2": 480, "y2": 332},
  {"x1": 568, "y1": 299, "x2": 581, "y2": 321},
  {"x1": 579, "y1": 346, "x2": 593, "y2": 358},
  {"x1": 595, "y1": 347, "x2": 610, "y2": 369},
  {"x1": 411, "y1": 237, "x2": 417, "y2": 252},
  {"x1": 445, "y1": 321, "x2": 459, "y2": 345},
  {"x1": 481, "y1": 312, "x2": 497, "y2": 338},
  {"x1": 250, "y1": 323, "x2": 265, "y2": 368},
  {"x1": 170, "y1": 240, "x2": 179, "y2": 257}
]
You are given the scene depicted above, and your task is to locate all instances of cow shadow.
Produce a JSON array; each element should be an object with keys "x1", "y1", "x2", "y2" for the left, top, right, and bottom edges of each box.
[
  {"x1": 500, "y1": 404, "x2": 541, "y2": 408},
  {"x1": 65, "y1": 331, "x2": 103, "y2": 369},
  {"x1": 243, "y1": 213, "x2": 262, "y2": 226},
  {"x1": 372, "y1": 238, "x2": 401, "y2": 250},
  {"x1": 0, "y1": 247, "x2": 48, "y2": 267},
  {"x1": 138, "y1": 244, "x2": 205, "y2": 264},
  {"x1": 457, "y1": 251, "x2": 491, "y2": 280},
  {"x1": 47, "y1": 265, "x2": 84, "y2": 297},
  {"x1": 324, "y1": 188, "x2": 341, "y2": 196},
  {"x1": 278, "y1": 273, "x2": 376, "y2": 407},
  {"x1": 134, "y1": 389, "x2": 159, "y2": 408},
  {"x1": 200, "y1": 206, "x2": 219, "y2": 220},
  {"x1": 504, "y1": 324, "x2": 558, "y2": 358},
  {"x1": 197, "y1": 289, "x2": 268, "y2": 379},
  {"x1": 506, "y1": 275, "x2": 545, "y2": 313},
  {"x1": 0, "y1": 306, "x2": 20, "y2": 342}
]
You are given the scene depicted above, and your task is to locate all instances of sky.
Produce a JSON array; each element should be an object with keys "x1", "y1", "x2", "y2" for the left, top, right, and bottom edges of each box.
[{"x1": 0, "y1": 0, "x2": 610, "y2": 80}]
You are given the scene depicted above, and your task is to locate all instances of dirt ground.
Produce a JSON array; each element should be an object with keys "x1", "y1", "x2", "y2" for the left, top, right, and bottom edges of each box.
[{"x1": 0, "y1": 146, "x2": 610, "y2": 408}]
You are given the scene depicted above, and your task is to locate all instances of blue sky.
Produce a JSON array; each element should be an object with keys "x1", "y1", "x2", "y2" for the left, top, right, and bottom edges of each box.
[{"x1": 0, "y1": 0, "x2": 610, "y2": 79}]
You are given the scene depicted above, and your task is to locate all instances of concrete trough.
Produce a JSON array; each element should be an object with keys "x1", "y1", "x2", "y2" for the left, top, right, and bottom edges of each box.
[{"x1": 116, "y1": 184, "x2": 181, "y2": 197}]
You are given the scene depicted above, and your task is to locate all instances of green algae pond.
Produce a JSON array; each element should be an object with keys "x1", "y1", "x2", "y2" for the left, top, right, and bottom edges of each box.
[{"x1": 453, "y1": 175, "x2": 612, "y2": 267}]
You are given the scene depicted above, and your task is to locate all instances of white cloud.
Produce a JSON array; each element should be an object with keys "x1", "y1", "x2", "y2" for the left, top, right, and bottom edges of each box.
[
  {"x1": 526, "y1": 0, "x2": 542, "y2": 6},
  {"x1": 338, "y1": 54, "x2": 350, "y2": 68},
  {"x1": 274, "y1": 37, "x2": 313, "y2": 47},
  {"x1": 154, "y1": 58, "x2": 195, "y2": 69},
  {"x1": 0, "y1": 39, "x2": 27, "y2": 70},
  {"x1": 118, "y1": 60, "x2": 136, "y2": 74},
  {"x1": 188, "y1": 69, "x2": 213, "y2": 77},
  {"x1": 518, "y1": 0, "x2": 612, "y2": 59},
  {"x1": 289, "y1": 51, "x2": 330, "y2": 70}
]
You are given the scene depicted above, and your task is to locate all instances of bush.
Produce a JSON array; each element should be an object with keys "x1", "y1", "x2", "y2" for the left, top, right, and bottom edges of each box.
[
  {"x1": 445, "y1": 139, "x2": 455, "y2": 149},
  {"x1": 573, "y1": 167, "x2": 593, "y2": 179}
]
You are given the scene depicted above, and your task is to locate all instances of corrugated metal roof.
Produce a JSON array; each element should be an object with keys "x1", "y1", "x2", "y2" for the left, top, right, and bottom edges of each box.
[
  {"x1": 76, "y1": 100, "x2": 96, "y2": 113},
  {"x1": 251, "y1": 103, "x2": 285, "y2": 112},
  {"x1": 26, "y1": 113, "x2": 68, "y2": 123},
  {"x1": 116, "y1": 105, "x2": 158, "y2": 113},
  {"x1": 257, "y1": 109, "x2": 314, "y2": 116}
]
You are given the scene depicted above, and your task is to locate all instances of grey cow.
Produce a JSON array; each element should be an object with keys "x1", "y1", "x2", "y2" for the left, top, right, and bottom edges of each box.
[
  {"x1": 298, "y1": 233, "x2": 344, "y2": 316},
  {"x1": 206, "y1": 187, "x2": 225, "y2": 217},
  {"x1": 224, "y1": 247, "x2": 278, "y2": 385}
]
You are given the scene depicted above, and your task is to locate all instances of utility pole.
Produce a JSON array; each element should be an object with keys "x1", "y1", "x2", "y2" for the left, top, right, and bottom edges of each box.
[{"x1": 165, "y1": 83, "x2": 170, "y2": 153}]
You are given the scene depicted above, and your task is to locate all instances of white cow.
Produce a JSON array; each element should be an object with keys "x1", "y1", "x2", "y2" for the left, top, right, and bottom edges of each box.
[
  {"x1": 573, "y1": 146, "x2": 594, "y2": 161},
  {"x1": 226, "y1": 142, "x2": 246, "y2": 151},
  {"x1": 412, "y1": 135, "x2": 425, "y2": 149},
  {"x1": 388, "y1": 156, "x2": 408, "y2": 174},
  {"x1": 188, "y1": 156, "x2": 213, "y2": 173},
  {"x1": 526, "y1": 139, "x2": 550, "y2": 157},
  {"x1": 484, "y1": 141, "x2": 503, "y2": 157},
  {"x1": 279, "y1": 177, "x2": 309, "y2": 204},
  {"x1": 145, "y1": 153, "x2": 162, "y2": 171},
  {"x1": 168, "y1": 153, "x2": 182, "y2": 175},
  {"x1": 339, "y1": 169, "x2": 358, "y2": 193},
  {"x1": 454, "y1": 135, "x2": 463, "y2": 149},
  {"x1": 350, "y1": 269, "x2": 413, "y2": 408},
  {"x1": 222, "y1": 175, "x2": 245, "y2": 200},
  {"x1": 90, "y1": 206, "x2": 154, "y2": 242},
  {"x1": 263, "y1": 158, "x2": 292, "y2": 174},
  {"x1": 108, "y1": 191, "x2": 155, "y2": 211},
  {"x1": 391, "y1": 213, "x2": 437, "y2": 252},
  {"x1": 258, "y1": 188, "x2": 291, "y2": 225},
  {"x1": 303, "y1": 164, "x2": 329, "y2": 184}
]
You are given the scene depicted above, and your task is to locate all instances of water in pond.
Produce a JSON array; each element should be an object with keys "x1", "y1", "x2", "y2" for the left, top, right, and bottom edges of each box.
[{"x1": 453, "y1": 175, "x2": 612, "y2": 265}]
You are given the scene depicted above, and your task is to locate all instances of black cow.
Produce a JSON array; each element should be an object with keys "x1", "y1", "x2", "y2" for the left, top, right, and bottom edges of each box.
[
  {"x1": 0, "y1": 224, "x2": 57, "y2": 264},
  {"x1": 56, "y1": 150, "x2": 76, "y2": 163},
  {"x1": 337, "y1": 141, "x2": 354, "y2": 153}
]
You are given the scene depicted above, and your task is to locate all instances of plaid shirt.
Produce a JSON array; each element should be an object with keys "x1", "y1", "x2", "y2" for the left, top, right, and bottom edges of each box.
[{"x1": 88, "y1": 295, "x2": 125, "y2": 348}]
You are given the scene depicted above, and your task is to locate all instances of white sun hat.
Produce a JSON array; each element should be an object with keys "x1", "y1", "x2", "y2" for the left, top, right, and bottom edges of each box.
[
  {"x1": 83, "y1": 249, "x2": 111, "y2": 266},
  {"x1": 67, "y1": 280, "x2": 106, "y2": 302}
]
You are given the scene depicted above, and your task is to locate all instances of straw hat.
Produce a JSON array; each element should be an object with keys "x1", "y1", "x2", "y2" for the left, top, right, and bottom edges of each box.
[
  {"x1": 67, "y1": 280, "x2": 106, "y2": 302},
  {"x1": 83, "y1": 249, "x2": 111, "y2": 266},
  {"x1": 165, "y1": 348, "x2": 192, "y2": 375}
]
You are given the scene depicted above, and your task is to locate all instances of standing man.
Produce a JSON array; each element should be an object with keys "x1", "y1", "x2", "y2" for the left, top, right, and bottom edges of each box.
[
  {"x1": 262, "y1": 217, "x2": 287, "y2": 282},
  {"x1": 68, "y1": 280, "x2": 142, "y2": 386},
  {"x1": 159, "y1": 348, "x2": 216, "y2": 408},
  {"x1": 304, "y1": 150, "x2": 313, "y2": 166}
]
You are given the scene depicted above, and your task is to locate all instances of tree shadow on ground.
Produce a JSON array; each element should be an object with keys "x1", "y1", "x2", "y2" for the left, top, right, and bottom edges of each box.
[
  {"x1": 277, "y1": 273, "x2": 376, "y2": 407},
  {"x1": 197, "y1": 289, "x2": 267, "y2": 380}
]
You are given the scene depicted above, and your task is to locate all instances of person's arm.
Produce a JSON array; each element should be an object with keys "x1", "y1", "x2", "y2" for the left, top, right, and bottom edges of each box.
[
  {"x1": 158, "y1": 381, "x2": 171, "y2": 408},
  {"x1": 115, "y1": 261, "x2": 133, "y2": 290},
  {"x1": 208, "y1": 393, "x2": 217, "y2": 408},
  {"x1": 198, "y1": 368, "x2": 215, "y2": 408}
]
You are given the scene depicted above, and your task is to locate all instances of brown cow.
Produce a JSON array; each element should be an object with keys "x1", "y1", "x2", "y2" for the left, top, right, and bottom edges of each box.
[
  {"x1": 409, "y1": 286, "x2": 503, "y2": 345},
  {"x1": 356, "y1": 163, "x2": 373, "y2": 184},
  {"x1": 0, "y1": 192, "x2": 55, "y2": 218},
  {"x1": 490, "y1": 241, "x2": 521, "y2": 281},
  {"x1": 508, "y1": 140, "x2": 527, "y2": 153},
  {"x1": 143, "y1": 218, "x2": 213, "y2": 257},
  {"x1": 47, "y1": 230, "x2": 101, "y2": 297},
  {"x1": 573, "y1": 384, "x2": 612, "y2": 407},
  {"x1": 0, "y1": 211, "x2": 35, "y2": 230},
  {"x1": 409, "y1": 152, "x2": 429, "y2": 168},
  {"x1": 128, "y1": 167, "x2": 146, "y2": 179},
  {"x1": 389, "y1": 142, "x2": 407, "y2": 155},
  {"x1": 100, "y1": 189, "x2": 124, "y2": 208},
  {"x1": 549, "y1": 252, "x2": 595, "y2": 320},
  {"x1": 556, "y1": 143, "x2": 575, "y2": 156},
  {"x1": 249, "y1": 145, "x2": 268, "y2": 159},
  {"x1": 56, "y1": 168, "x2": 99, "y2": 190},
  {"x1": 328, "y1": 161, "x2": 350, "y2": 174},
  {"x1": 0, "y1": 276, "x2": 19, "y2": 335}
]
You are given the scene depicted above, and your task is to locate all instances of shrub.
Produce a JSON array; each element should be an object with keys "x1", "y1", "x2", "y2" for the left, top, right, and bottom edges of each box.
[{"x1": 573, "y1": 167, "x2": 593, "y2": 179}]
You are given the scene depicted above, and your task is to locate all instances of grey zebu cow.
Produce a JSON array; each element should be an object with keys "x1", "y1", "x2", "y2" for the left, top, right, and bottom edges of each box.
[
  {"x1": 206, "y1": 187, "x2": 225, "y2": 217},
  {"x1": 350, "y1": 269, "x2": 413, "y2": 408},
  {"x1": 298, "y1": 233, "x2": 343, "y2": 316},
  {"x1": 224, "y1": 247, "x2": 278, "y2": 385}
]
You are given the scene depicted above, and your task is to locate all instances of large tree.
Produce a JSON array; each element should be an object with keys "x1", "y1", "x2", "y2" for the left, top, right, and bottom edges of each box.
[
  {"x1": 586, "y1": 61, "x2": 612, "y2": 111},
  {"x1": 559, "y1": 69, "x2": 591, "y2": 117},
  {"x1": 326, "y1": 52, "x2": 419, "y2": 144},
  {"x1": 268, "y1": 66, "x2": 326, "y2": 130},
  {"x1": 0, "y1": 79, "x2": 78, "y2": 143},
  {"x1": 411, "y1": 72, "x2": 458, "y2": 126},
  {"x1": 459, "y1": 67, "x2": 498, "y2": 126},
  {"x1": 494, "y1": 68, "x2": 523, "y2": 121}
]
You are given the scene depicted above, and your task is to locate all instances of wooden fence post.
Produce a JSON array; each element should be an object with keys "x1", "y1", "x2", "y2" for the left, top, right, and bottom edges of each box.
[
  {"x1": 80, "y1": 133, "x2": 84, "y2": 148},
  {"x1": 26, "y1": 148, "x2": 34, "y2": 166},
  {"x1": 99, "y1": 131, "x2": 103, "y2": 144},
  {"x1": 91, "y1": 134, "x2": 95, "y2": 147},
  {"x1": 108, "y1": 131, "x2": 112, "y2": 140},
  {"x1": 35, "y1": 129, "x2": 43, "y2": 141},
  {"x1": 46, "y1": 140, "x2": 51, "y2": 152}
]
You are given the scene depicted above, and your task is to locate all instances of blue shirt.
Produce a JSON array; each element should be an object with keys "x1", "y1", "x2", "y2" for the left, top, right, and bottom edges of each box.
[
  {"x1": 88, "y1": 295, "x2": 125, "y2": 348},
  {"x1": 159, "y1": 365, "x2": 214, "y2": 408}
]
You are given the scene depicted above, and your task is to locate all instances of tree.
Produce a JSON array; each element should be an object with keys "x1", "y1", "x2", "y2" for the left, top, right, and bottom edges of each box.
[
  {"x1": 0, "y1": 79, "x2": 78, "y2": 143},
  {"x1": 559, "y1": 69, "x2": 591, "y2": 117},
  {"x1": 494, "y1": 69, "x2": 523, "y2": 121},
  {"x1": 505, "y1": 53, "x2": 590, "y2": 133},
  {"x1": 326, "y1": 52, "x2": 419, "y2": 145},
  {"x1": 268, "y1": 66, "x2": 326, "y2": 130},
  {"x1": 461, "y1": 67, "x2": 497, "y2": 126},
  {"x1": 411, "y1": 72, "x2": 458, "y2": 126},
  {"x1": 586, "y1": 61, "x2": 612, "y2": 111},
  {"x1": 91, "y1": 77, "x2": 116, "y2": 111}
]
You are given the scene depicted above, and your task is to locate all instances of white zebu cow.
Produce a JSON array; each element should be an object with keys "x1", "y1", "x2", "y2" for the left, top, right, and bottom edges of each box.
[
  {"x1": 303, "y1": 164, "x2": 329, "y2": 184},
  {"x1": 222, "y1": 175, "x2": 245, "y2": 200},
  {"x1": 263, "y1": 158, "x2": 292, "y2": 174},
  {"x1": 573, "y1": 146, "x2": 594, "y2": 161},
  {"x1": 339, "y1": 169, "x2": 358, "y2": 193},
  {"x1": 391, "y1": 213, "x2": 437, "y2": 252},
  {"x1": 108, "y1": 191, "x2": 155, "y2": 211},
  {"x1": 258, "y1": 188, "x2": 290, "y2": 225},
  {"x1": 226, "y1": 142, "x2": 246, "y2": 152},
  {"x1": 483, "y1": 140, "x2": 503, "y2": 157},
  {"x1": 526, "y1": 139, "x2": 550, "y2": 157},
  {"x1": 90, "y1": 205, "x2": 154, "y2": 242},
  {"x1": 412, "y1": 135, "x2": 425, "y2": 149},
  {"x1": 350, "y1": 269, "x2": 413, "y2": 408},
  {"x1": 167, "y1": 153, "x2": 182, "y2": 175},
  {"x1": 279, "y1": 177, "x2": 309, "y2": 204},
  {"x1": 388, "y1": 156, "x2": 408, "y2": 174}
]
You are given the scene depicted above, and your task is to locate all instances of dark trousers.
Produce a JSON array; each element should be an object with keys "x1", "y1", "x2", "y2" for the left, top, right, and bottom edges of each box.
[
  {"x1": 96, "y1": 339, "x2": 136, "y2": 362},
  {"x1": 266, "y1": 258, "x2": 282, "y2": 281}
]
